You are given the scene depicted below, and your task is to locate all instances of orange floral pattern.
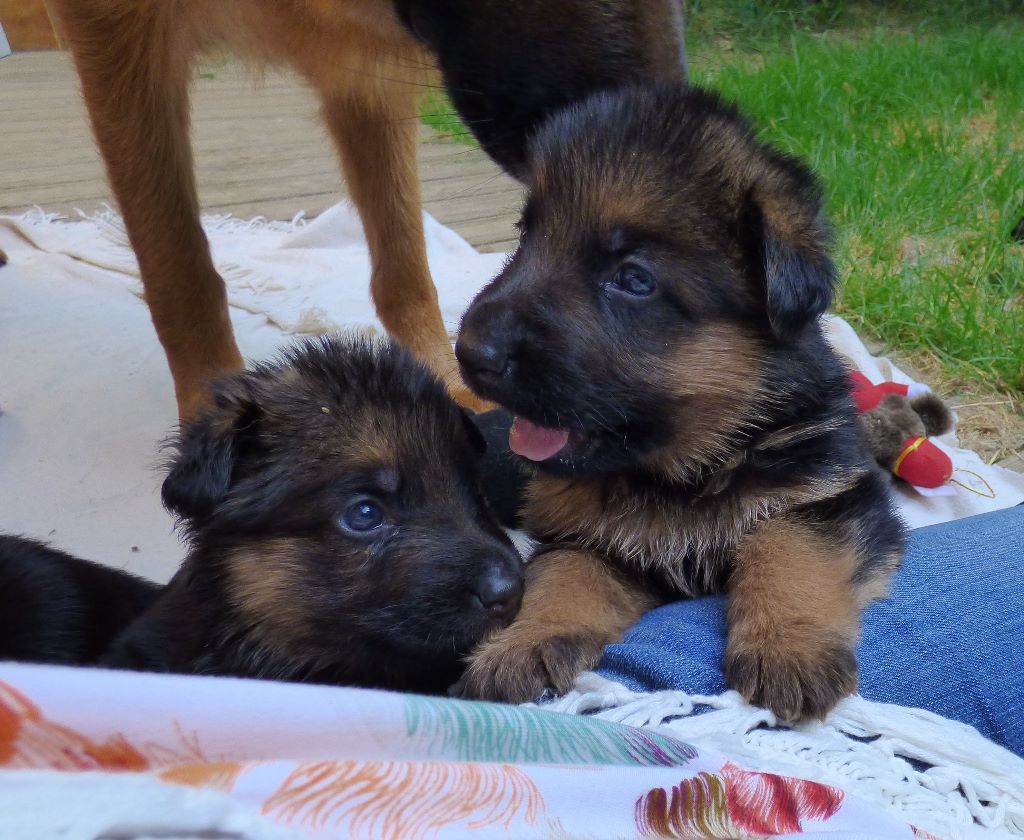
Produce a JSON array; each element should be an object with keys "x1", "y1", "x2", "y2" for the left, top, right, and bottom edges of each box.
[
  {"x1": 263, "y1": 760, "x2": 543, "y2": 839},
  {"x1": 159, "y1": 761, "x2": 245, "y2": 792},
  {"x1": 0, "y1": 681, "x2": 148, "y2": 771}
]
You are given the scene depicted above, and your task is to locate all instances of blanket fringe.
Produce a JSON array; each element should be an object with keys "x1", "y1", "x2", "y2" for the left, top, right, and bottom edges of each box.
[{"x1": 540, "y1": 673, "x2": 1024, "y2": 839}]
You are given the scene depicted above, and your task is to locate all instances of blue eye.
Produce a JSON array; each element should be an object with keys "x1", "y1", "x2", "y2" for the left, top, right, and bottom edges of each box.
[
  {"x1": 610, "y1": 264, "x2": 657, "y2": 297},
  {"x1": 340, "y1": 499, "x2": 384, "y2": 533}
]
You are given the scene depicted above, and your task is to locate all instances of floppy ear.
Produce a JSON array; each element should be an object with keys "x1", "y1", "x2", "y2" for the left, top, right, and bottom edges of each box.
[
  {"x1": 744, "y1": 177, "x2": 837, "y2": 341},
  {"x1": 161, "y1": 378, "x2": 260, "y2": 521}
]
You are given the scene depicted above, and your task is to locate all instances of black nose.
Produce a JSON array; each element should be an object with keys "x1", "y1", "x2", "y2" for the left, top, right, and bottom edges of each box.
[
  {"x1": 456, "y1": 303, "x2": 523, "y2": 384},
  {"x1": 470, "y1": 565, "x2": 524, "y2": 620},
  {"x1": 455, "y1": 333, "x2": 508, "y2": 378}
]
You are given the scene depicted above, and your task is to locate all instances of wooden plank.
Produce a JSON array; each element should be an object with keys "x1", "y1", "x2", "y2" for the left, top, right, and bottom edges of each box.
[{"x1": 0, "y1": 51, "x2": 520, "y2": 252}]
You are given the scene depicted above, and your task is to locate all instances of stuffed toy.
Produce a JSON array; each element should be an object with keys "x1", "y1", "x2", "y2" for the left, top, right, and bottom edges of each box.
[{"x1": 850, "y1": 371, "x2": 955, "y2": 490}]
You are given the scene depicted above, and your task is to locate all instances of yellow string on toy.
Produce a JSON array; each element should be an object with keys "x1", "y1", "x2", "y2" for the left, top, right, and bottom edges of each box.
[
  {"x1": 892, "y1": 436, "x2": 927, "y2": 477},
  {"x1": 949, "y1": 469, "x2": 997, "y2": 499}
]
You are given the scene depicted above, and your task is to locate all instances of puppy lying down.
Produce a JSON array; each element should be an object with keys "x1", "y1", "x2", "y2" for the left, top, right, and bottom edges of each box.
[{"x1": 0, "y1": 336, "x2": 524, "y2": 694}]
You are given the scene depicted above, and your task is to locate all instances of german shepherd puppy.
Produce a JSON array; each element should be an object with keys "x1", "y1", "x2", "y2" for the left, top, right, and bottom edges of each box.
[
  {"x1": 45, "y1": 0, "x2": 685, "y2": 419},
  {"x1": 0, "y1": 336, "x2": 524, "y2": 693},
  {"x1": 454, "y1": 84, "x2": 906, "y2": 721}
]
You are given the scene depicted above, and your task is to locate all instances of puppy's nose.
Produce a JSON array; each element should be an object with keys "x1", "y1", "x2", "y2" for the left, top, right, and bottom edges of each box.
[
  {"x1": 457, "y1": 304, "x2": 523, "y2": 383},
  {"x1": 456, "y1": 335, "x2": 509, "y2": 378},
  {"x1": 471, "y1": 565, "x2": 524, "y2": 619}
]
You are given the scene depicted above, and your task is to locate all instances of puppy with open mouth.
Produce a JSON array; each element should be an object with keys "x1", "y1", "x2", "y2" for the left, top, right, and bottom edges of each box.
[
  {"x1": 455, "y1": 84, "x2": 906, "y2": 721},
  {"x1": 0, "y1": 336, "x2": 523, "y2": 693}
]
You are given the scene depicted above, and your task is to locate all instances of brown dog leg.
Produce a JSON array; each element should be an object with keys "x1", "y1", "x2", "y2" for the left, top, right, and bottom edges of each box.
[
  {"x1": 457, "y1": 548, "x2": 657, "y2": 702},
  {"x1": 725, "y1": 517, "x2": 862, "y2": 722},
  {"x1": 320, "y1": 83, "x2": 488, "y2": 411},
  {"x1": 48, "y1": 1, "x2": 243, "y2": 420}
]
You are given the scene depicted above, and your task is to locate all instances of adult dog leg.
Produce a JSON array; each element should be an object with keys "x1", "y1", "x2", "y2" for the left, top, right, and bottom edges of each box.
[
  {"x1": 320, "y1": 84, "x2": 487, "y2": 410},
  {"x1": 457, "y1": 548, "x2": 657, "y2": 702},
  {"x1": 725, "y1": 517, "x2": 863, "y2": 722},
  {"x1": 48, "y1": 1, "x2": 243, "y2": 420}
]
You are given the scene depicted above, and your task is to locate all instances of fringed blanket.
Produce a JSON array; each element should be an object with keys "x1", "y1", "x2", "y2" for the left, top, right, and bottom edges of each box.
[
  {"x1": 2, "y1": 204, "x2": 1024, "y2": 838},
  {"x1": 0, "y1": 663, "x2": 983, "y2": 839}
]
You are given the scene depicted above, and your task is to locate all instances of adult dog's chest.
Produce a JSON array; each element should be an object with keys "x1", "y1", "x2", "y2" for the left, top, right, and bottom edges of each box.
[{"x1": 523, "y1": 474, "x2": 766, "y2": 597}]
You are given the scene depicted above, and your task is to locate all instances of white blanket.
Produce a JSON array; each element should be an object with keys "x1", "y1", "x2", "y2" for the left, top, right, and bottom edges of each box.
[{"x1": 1, "y1": 203, "x2": 1022, "y2": 583}]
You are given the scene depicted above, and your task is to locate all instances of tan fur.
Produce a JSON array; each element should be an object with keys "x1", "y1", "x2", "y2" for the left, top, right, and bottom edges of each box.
[
  {"x1": 226, "y1": 539, "x2": 317, "y2": 652},
  {"x1": 725, "y1": 518, "x2": 862, "y2": 721},
  {"x1": 647, "y1": 322, "x2": 767, "y2": 481},
  {"x1": 523, "y1": 471, "x2": 871, "y2": 600},
  {"x1": 457, "y1": 548, "x2": 658, "y2": 702},
  {"x1": 855, "y1": 550, "x2": 903, "y2": 607},
  {"x1": 45, "y1": 0, "x2": 479, "y2": 418},
  {"x1": 492, "y1": 325, "x2": 876, "y2": 716}
]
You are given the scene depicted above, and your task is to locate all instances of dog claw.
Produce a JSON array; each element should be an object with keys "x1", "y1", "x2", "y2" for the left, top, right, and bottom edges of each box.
[
  {"x1": 457, "y1": 631, "x2": 605, "y2": 704},
  {"x1": 724, "y1": 641, "x2": 858, "y2": 722}
]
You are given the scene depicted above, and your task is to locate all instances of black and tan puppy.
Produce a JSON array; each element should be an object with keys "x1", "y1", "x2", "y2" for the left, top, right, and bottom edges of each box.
[
  {"x1": 455, "y1": 84, "x2": 906, "y2": 721},
  {"x1": 0, "y1": 336, "x2": 524, "y2": 694}
]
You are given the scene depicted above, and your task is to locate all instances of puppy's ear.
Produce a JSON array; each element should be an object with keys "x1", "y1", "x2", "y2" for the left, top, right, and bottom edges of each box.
[
  {"x1": 743, "y1": 171, "x2": 837, "y2": 341},
  {"x1": 161, "y1": 378, "x2": 260, "y2": 520}
]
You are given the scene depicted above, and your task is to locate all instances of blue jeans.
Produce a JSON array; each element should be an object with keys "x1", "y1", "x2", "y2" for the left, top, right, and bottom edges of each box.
[{"x1": 597, "y1": 505, "x2": 1024, "y2": 755}]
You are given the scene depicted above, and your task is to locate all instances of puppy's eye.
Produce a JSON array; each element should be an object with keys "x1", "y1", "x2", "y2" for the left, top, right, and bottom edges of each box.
[
  {"x1": 339, "y1": 499, "x2": 385, "y2": 534},
  {"x1": 609, "y1": 264, "x2": 657, "y2": 297}
]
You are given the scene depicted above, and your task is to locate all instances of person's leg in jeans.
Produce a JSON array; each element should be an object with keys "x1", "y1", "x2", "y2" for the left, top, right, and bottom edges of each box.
[{"x1": 597, "y1": 505, "x2": 1024, "y2": 754}]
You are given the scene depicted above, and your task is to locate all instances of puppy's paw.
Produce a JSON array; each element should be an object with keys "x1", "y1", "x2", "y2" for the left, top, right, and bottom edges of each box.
[
  {"x1": 455, "y1": 630, "x2": 605, "y2": 703},
  {"x1": 724, "y1": 636, "x2": 858, "y2": 722}
]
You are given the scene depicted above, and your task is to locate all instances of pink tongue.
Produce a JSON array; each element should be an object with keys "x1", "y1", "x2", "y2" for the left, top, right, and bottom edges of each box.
[{"x1": 509, "y1": 417, "x2": 570, "y2": 462}]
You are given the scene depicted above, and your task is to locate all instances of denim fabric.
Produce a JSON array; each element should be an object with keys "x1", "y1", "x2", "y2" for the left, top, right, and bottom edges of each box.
[{"x1": 597, "y1": 506, "x2": 1024, "y2": 755}]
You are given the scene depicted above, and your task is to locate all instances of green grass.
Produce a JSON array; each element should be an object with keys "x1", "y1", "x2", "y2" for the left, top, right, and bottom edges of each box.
[
  {"x1": 419, "y1": 89, "x2": 478, "y2": 145},
  {"x1": 420, "y1": 2, "x2": 1024, "y2": 391},
  {"x1": 691, "y1": 19, "x2": 1024, "y2": 391}
]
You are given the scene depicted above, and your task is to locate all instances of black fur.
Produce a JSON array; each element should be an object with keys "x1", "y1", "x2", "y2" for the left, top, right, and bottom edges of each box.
[
  {"x1": 397, "y1": 0, "x2": 687, "y2": 178},
  {"x1": 469, "y1": 409, "x2": 527, "y2": 529},
  {"x1": 0, "y1": 536, "x2": 159, "y2": 664},
  {"x1": 4, "y1": 337, "x2": 525, "y2": 694}
]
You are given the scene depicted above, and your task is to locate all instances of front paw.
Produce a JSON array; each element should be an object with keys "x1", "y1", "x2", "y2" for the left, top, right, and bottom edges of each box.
[
  {"x1": 724, "y1": 635, "x2": 858, "y2": 722},
  {"x1": 455, "y1": 630, "x2": 605, "y2": 703}
]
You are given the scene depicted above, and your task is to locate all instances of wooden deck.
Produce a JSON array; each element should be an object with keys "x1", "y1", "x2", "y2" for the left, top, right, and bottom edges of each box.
[{"x1": 0, "y1": 51, "x2": 522, "y2": 253}]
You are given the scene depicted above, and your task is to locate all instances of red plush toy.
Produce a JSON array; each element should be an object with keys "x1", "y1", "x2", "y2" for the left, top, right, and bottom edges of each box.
[{"x1": 850, "y1": 371, "x2": 955, "y2": 490}]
